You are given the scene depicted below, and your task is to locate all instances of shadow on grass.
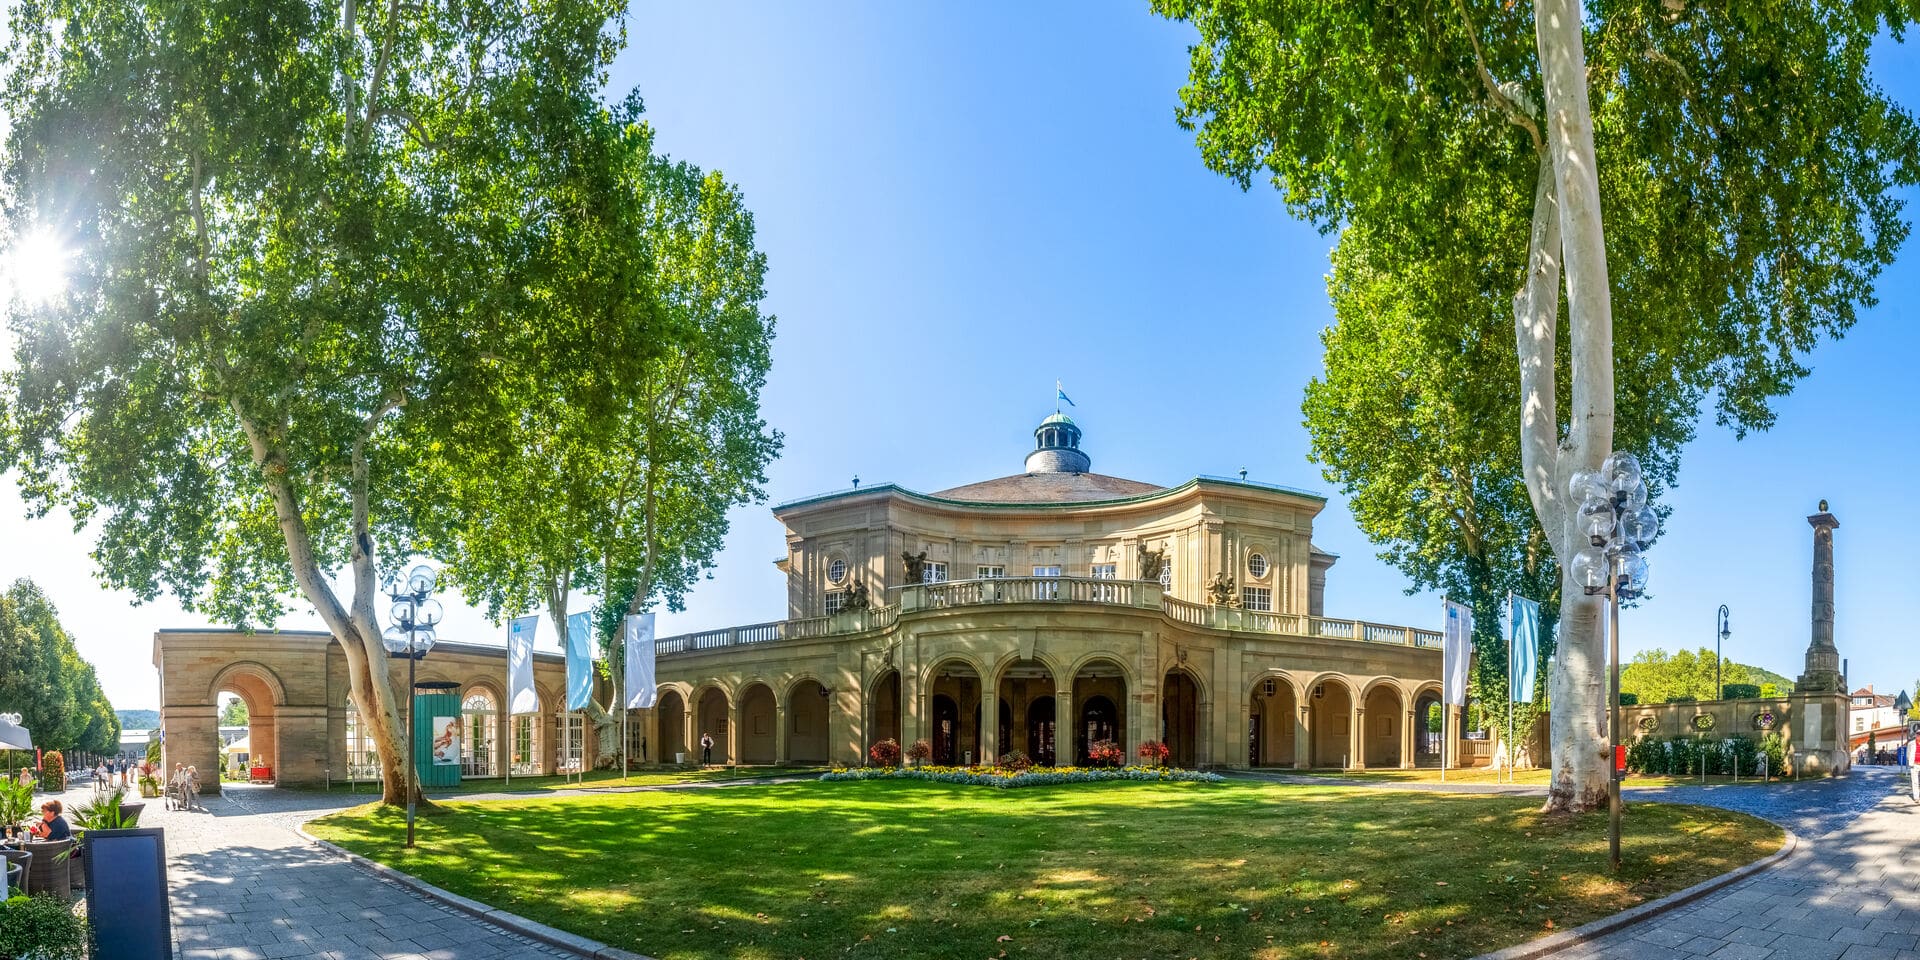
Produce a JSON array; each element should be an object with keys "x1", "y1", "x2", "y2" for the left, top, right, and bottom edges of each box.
[{"x1": 309, "y1": 779, "x2": 1781, "y2": 960}]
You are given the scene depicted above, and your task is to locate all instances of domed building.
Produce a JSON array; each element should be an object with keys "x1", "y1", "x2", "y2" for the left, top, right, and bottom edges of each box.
[{"x1": 651, "y1": 413, "x2": 1448, "y2": 771}]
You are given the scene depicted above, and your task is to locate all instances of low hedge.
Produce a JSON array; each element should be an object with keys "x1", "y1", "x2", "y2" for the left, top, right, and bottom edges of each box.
[
  {"x1": 822, "y1": 765, "x2": 1225, "y2": 789},
  {"x1": 1626, "y1": 732, "x2": 1785, "y2": 777}
]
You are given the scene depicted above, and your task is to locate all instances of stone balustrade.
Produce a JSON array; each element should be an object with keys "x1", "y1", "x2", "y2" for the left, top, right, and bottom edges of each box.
[{"x1": 652, "y1": 577, "x2": 1440, "y2": 659}]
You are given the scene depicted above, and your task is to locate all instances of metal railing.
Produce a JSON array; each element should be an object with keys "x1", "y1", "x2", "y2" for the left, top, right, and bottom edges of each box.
[{"x1": 653, "y1": 576, "x2": 1441, "y2": 656}]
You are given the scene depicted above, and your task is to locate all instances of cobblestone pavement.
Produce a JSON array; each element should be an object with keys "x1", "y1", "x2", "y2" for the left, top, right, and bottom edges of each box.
[
  {"x1": 1564, "y1": 765, "x2": 1920, "y2": 960},
  {"x1": 137, "y1": 784, "x2": 577, "y2": 960}
]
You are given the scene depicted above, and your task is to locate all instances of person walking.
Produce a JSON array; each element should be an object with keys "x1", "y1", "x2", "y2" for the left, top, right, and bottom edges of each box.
[{"x1": 700, "y1": 732, "x2": 715, "y2": 766}]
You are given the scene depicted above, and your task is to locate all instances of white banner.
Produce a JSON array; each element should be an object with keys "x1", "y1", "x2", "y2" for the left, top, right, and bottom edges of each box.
[
  {"x1": 623, "y1": 613, "x2": 657, "y2": 709},
  {"x1": 508, "y1": 615, "x2": 539, "y2": 715},
  {"x1": 1443, "y1": 599, "x2": 1473, "y2": 707}
]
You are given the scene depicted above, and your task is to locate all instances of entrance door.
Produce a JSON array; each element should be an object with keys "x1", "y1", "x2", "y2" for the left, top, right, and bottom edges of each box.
[
  {"x1": 1079, "y1": 695, "x2": 1118, "y2": 764},
  {"x1": 933, "y1": 695, "x2": 959, "y2": 764},
  {"x1": 1027, "y1": 696, "x2": 1056, "y2": 766}
]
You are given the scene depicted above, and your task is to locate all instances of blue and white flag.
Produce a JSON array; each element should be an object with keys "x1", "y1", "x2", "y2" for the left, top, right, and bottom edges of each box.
[
  {"x1": 1443, "y1": 599, "x2": 1473, "y2": 707},
  {"x1": 565, "y1": 610, "x2": 594, "y2": 712},
  {"x1": 1507, "y1": 594, "x2": 1540, "y2": 704},
  {"x1": 1056, "y1": 380, "x2": 1075, "y2": 407},
  {"x1": 507, "y1": 615, "x2": 539, "y2": 715},
  {"x1": 623, "y1": 613, "x2": 657, "y2": 709}
]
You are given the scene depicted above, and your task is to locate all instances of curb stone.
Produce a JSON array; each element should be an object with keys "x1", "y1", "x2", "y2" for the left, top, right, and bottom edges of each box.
[
  {"x1": 1468, "y1": 828, "x2": 1800, "y2": 960},
  {"x1": 294, "y1": 823, "x2": 655, "y2": 960}
]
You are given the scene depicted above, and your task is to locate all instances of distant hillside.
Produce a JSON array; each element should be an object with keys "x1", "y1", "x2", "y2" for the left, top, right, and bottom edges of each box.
[
  {"x1": 115, "y1": 709, "x2": 160, "y2": 732},
  {"x1": 1746, "y1": 664, "x2": 1795, "y2": 693}
]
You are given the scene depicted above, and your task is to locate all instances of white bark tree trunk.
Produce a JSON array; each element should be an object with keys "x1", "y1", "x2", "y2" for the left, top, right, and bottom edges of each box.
[{"x1": 1532, "y1": 0, "x2": 1616, "y2": 813}]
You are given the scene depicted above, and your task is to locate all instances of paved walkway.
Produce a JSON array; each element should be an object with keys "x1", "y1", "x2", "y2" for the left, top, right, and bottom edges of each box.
[
  {"x1": 136, "y1": 785, "x2": 574, "y2": 960},
  {"x1": 1566, "y1": 766, "x2": 1920, "y2": 960}
]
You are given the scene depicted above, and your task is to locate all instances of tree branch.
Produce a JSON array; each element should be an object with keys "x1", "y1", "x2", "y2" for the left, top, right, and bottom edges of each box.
[
  {"x1": 1454, "y1": 0, "x2": 1545, "y2": 152},
  {"x1": 360, "y1": 0, "x2": 402, "y2": 144},
  {"x1": 1514, "y1": 152, "x2": 1566, "y2": 556}
]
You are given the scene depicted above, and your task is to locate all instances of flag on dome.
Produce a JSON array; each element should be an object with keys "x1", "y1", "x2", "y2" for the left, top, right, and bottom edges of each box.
[{"x1": 1056, "y1": 380, "x2": 1075, "y2": 407}]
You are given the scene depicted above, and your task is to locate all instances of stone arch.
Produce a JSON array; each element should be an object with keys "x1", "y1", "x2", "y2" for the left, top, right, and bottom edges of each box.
[
  {"x1": 737, "y1": 681, "x2": 778, "y2": 765},
  {"x1": 785, "y1": 676, "x2": 830, "y2": 764},
  {"x1": 1160, "y1": 665, "x2": 1205, "y2": 768},
  {"x1": 1410, "y1": 681, "x2": 1444, "y2": 766},
  {"x1": 994, "y1": 653, "x2": 1062, "y2": 765},
  {"x1": 694, "y1": 685, "x2": 732, "y2": 764},
  {"x1": 1305, "y1": 674, "x2": 1356, "y2": 768},
  {"x1": 1065, "y1": 652, "x2": 1139, "y2": 692},
  {"x1": 655, "y1": 688, "x2": 688, "y2": 763},
  {"x1": 986, "y1": 651, "x2": 1068, "y2": 693},
  {"x1": 1068, "y1": 656, "x2": 1130, "y2": 765},
  {"x1": 866, "y1": 666, "x2": 902, "y2": 754},
  {"x1": 208, "y1": 661, "x2": 288, "y2": 783},
  {"x1": 1361, "y1": 680, "x2": 1407, "y2": 768},
  {"x1": 1246, "y1": 670, "x2": 1302, "y2": 768},
  {"x1": 925, "y1": 656, "x2": 985, "y2": 764}
]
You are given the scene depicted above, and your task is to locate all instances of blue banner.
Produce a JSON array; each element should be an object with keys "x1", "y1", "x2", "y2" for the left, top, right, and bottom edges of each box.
[
  {"x1": 566, "y1": 610, "x2": 594, "y2": 712},
  {"x1": 1508, "y1": 594, "x2": 1540, "y2": 704}
]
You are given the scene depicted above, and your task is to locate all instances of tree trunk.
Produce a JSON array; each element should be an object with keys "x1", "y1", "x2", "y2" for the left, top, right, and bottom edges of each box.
[{"x1": 1534, "y1": 0, "x2": 1616, "y2": 814}]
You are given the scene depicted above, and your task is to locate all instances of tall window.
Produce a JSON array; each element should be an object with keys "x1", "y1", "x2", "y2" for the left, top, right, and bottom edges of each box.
[
  {"x1": 344, "y1": 701, "x2": 378, "y2": 781},
  {"x1": 510, "y1": 714, "x2": 541, "y2": 776},
  {"x1": 1241, "y1": 586, "x2": 1273, "y2": 612},
  {"x1": 1033, "y1": 565, "x2": 1061, "y2": 600},
  {"x1": 976, "y1": 565, "x2": 1005, "y2": 579},
  {"x1": 921, "y1": 561, "x2": 948, "y2": 583},
  {"x1": 463, "y1": 691, "x2": 498, "y2": 777},
  {"x1": 824, "y1": 591, "x2": 846, "y2": 615},
  {"x1": 1090, "y1": 563, "x2": 1118, "y2": 601},
  {"x1": 559, "y1": 713, "x2": 585, "y2": 773}
]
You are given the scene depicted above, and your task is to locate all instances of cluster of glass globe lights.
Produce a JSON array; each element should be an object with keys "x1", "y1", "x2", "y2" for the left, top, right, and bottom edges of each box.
[
  {"x1": 380, "y1": 564, "x2": 444, "y2": 658},
  {"x1": 1568, "y1": 452, "x2": 1658, "y2": 599}
]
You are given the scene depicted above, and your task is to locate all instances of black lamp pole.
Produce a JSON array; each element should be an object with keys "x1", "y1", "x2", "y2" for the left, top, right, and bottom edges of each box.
[
  {"x1": 384, "y1": 567, "x2": 440, "y2": 850},
  {"x1": 1716, "y1": 605, "x2": 1731, "y2": 701}
]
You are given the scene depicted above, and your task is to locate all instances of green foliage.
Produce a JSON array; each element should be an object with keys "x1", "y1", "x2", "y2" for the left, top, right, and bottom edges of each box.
[
  {"x1": 0, "y1": 581, "x2": 117, "y2": 755},
  {"x1": 37, "y1": 751, "x2": 62, "y2": 791},
  {"x1": 1617, "y1": 693, "x2": 1638, "y2": 706},
  {"x1": 0, "y1": 777, "x2": 33, "y2": 830},
  {"x1": 0, "y1": 894, "x2": 86, "y2": 960},
  {"x1": 1760, "y1": 684, "x2": 1785, "y2": 699},
  {"x1": 1626, "y1": 735, "x2": 1767, "y2": 777},
  {"x1": 1153, "y1": 0, "x2": 1920, "y2": 770},
  {"x1": 69, "y1": 788, "x2": 128, "y2": 831},
  {"x1": 1665, "y1": 696, "x2": 1697, "y2": 704},
  {"x1": 1720, "y1": 684, "x2": 1762, "y2": 701},
  {"x1": 219, "y1": 699, "x2": 250, "y2": 727},
  {"x1": 1621, "y1": 648, "x2": 1787, "y2": 704},
  {"x1": 144, "y1": 738, "x2": 162, "y2": 768},
  {"x1": 114, "y1": 710, "x2": 159, "y2": 732}
]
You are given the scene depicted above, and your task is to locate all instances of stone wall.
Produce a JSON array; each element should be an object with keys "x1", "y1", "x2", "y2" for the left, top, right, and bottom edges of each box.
[{"x1": 1617, "y1": 692, "x2": 1852, "y2": 776}]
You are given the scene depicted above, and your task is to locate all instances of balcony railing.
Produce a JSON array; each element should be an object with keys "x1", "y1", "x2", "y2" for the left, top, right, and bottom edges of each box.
[{"x1": 653, "y1": 577, "x2": 1441, "y2": 656}]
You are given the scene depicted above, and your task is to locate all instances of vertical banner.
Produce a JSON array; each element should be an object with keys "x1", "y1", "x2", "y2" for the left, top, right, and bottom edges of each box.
[
  {"x1": 1508, "y1": 595, "x2": 1540, "y2": 704},
  {"x1": 1443, "y1": 600, "x2": 1473, "y2": 707},
  {"x1": 565, "y1": 610, "x2": 595, "y2": 712},
  {"x1": 508, "y1": 615, "x2": 539, "y2": 715},
  {"x1": 623, "y1": 613, "x2": 657, "y2": 709}
]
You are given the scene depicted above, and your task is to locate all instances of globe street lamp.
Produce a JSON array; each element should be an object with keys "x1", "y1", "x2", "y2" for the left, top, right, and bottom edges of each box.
[
  {"x1": 1716, "y1": 605, "x2": 1732, "y2": 700},
  {"x1": 381, "y1": 564, "x2": 442, "y2": 848},
  {"x1": 1568, "y1": 451, "x2": 1658, "y2": 873}
]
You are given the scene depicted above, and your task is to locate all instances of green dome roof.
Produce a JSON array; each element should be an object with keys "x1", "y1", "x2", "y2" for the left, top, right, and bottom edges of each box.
[{"x1": 1040, "y1": 413, "x2": 1075, "y2": 426}]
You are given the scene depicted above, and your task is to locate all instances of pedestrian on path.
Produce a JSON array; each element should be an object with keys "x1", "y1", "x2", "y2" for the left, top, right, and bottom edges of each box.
[{"x1": 700, "y1": 732, "x2": 714, "y2": 765}]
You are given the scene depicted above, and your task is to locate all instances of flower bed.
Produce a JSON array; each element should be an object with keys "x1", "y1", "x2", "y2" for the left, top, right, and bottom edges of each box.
[{"x1": 821, "y1": 764, "x2": 1223, "y2": 789}]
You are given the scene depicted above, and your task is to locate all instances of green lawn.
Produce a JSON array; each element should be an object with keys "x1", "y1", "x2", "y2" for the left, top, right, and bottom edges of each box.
[
  {"x1": 308, "y1": 779, "x2": 1781, "y2": 960},
  {"x1": 301, "y1": 766, "x2": 822, "y2": 796}
]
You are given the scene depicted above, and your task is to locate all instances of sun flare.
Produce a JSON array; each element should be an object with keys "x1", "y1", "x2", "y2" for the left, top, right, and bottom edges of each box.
[{"x1": 5, "y1": 229, "x2": 71, "y2": 307}]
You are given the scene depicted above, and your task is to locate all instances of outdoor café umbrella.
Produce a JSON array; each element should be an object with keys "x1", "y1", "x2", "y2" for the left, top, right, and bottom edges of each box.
[{"x1": 0, "y1": 713, "x2": 32, "y2": 751}]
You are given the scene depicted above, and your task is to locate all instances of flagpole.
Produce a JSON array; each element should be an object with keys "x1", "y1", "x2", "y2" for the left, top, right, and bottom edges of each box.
[
  {"x1": 1506, "y1": 592, "x2": 1514, "y2": 785},
  {"x1": 1440, "y1": 597, "x2": 1448, "y2": 784},
  {"x1": 503, "y1": 631, "x2": 511, "y2": 792},
  {"x1": 619, "y1": 640, "x2": 628, "y2": 783}
]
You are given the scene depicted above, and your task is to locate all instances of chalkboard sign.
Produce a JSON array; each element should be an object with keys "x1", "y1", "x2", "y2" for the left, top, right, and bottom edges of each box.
[{"x1": 82, "y1": 828, "x2": 172, "y2": 960}]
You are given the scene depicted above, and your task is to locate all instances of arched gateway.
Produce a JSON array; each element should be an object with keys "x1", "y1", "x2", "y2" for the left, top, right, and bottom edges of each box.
[{"x1": 154, "y1": 630, "x2": 603, "y2": 790}]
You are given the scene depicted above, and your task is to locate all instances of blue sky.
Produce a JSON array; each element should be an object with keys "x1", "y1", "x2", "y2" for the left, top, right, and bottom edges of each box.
[{"x1": 2, "y1": 3, "x2": 1918, "y2": 708}]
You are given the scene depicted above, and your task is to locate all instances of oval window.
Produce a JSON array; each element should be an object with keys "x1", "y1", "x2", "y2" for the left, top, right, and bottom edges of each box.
[
  {"x1": 1248, "y1": 553, "x2": 1269, "y2": 579},
  {"x1": 827, "y1": 558, "x2": 847, "y2": 584}
]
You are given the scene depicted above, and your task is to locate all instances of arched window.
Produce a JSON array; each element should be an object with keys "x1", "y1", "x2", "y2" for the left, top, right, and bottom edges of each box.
[
  {"x1": 510, "y1": 713, "x2": 541, "y2": 776},
  {"x1": 463, "y1": 690, "x2": 498, "y2": 777},
  {"x1": 344, "y1": 700, "x2": 378, "y2": 781}
]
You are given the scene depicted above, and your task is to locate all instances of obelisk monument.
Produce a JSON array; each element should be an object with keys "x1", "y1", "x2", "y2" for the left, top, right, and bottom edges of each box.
[{"x1": 1798, "y1": 500, "x2": 1845, "y2": 693}]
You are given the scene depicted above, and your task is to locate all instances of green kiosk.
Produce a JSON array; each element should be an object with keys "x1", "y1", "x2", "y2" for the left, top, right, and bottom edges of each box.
[{"x1": 412, "y1": 680, "x2": 462, "y2": 788}]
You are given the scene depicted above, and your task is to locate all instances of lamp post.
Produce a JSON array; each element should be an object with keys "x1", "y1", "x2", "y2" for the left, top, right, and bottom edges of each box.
[
  {"x1": 1569, "y1": 451, "x2": 1658, "y2": 874},
  {"x1": 381, "y1": 564, "x2": 442, "y2": 849},
  {"x1": 1716, "y1": 605, "x2": 1731, "y2": 700}
]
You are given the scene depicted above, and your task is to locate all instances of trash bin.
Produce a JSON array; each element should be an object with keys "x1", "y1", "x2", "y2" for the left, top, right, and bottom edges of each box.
[{"x1": 675, "y1": 752, "x2": 686, "y2": 764}]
